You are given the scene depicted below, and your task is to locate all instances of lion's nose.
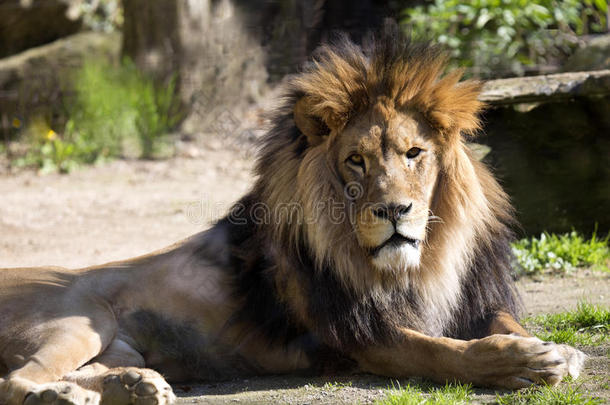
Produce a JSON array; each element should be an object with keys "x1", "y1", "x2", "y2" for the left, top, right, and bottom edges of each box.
[{"x1": 372, "y1": 203, "x2": 412, "y2": 223}]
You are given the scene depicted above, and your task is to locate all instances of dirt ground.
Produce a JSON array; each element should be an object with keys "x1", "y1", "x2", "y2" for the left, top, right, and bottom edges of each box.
[{"x1": 1, "y1": 149, "x2": 608, "y2": 404}]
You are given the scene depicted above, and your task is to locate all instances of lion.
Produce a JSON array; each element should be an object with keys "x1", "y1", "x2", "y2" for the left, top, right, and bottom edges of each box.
[{"x1": 0, "y1": 24, "x2": 585, "y2": 405}]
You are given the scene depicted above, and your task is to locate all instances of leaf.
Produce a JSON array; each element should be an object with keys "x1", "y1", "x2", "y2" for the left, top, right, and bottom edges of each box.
[
  {"x1": 476, "y1": 9, "x2": 493, "y2": 28},
  {"x1": 502, "y1": 9, "x2": 516, "y2": 26},
  {"x1": 594, "y1": 0, "x2": 607, "y2": 12}
]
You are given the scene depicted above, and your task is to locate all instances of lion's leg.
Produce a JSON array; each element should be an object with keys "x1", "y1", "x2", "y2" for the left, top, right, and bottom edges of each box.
[
  {"x1": 488, "y1": 311, "x2": 530, "y2": 336},
  {"x1": 0, "y1": 315, "x2": 116, "y2": 405},
  {"x1": 353, "y1": 327, "x2": 574, "y2": 389},
  {"x1": 486, "y1": 311, "x2": 586, "y2": 378},
  {"x1": 63, "y1": 339, "x2": 175, "y2": 405}
]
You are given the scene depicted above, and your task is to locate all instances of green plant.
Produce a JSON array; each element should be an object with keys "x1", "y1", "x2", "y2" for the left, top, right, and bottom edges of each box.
[
  {"x1": 14, "y1": 59, "x2": 182, "y2": 173},
  {"x1": 66, "y1": 60, "x2": 136, "y2": 162},
  {"x1": 511, "y1": 230, "x2": 610, "y2": 275},
  {"x1": 524, "y1": 302, "x2": 610, "y2": 346},
  {"x1": 321, "y1": 381, "x2": 352, "y2": 391},
  {"x1": 12, "y1": 123, "x2": 77, "y2": 174},
  {"x1": 68, "y1": 58, "x2": 182, "y2": 161},
  {"x1": 496, "y1": 382, "x2": 603, "y2": 404},
  {"x1": 376, "y1": 382, "x2": 472, "y2": 405},
  {"x1": 130, "y1": 74, "x2": 181, "y2": 159},
  {"x1": 41, "y1": 137, "x2": 77, "y2": 174},
  {"x1": 402, "y1": 0, "x2": 608, "y2": 78}
]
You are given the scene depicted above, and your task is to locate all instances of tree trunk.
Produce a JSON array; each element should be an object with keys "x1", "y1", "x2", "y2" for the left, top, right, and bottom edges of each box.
[
  {"x1": 121, "y1": 0, "x2": 183, "y2": 82},
  {"x1": 121, "y1": 0, "x2": 267, "y2": 133}
]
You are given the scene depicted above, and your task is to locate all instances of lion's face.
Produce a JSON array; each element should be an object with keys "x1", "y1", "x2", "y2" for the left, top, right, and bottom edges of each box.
[
  {"x1": 284, "y1": 32, "x2": 486, "y2": 284},
  {"x1": 330, "y1": 105, "x2": 440, "y2": 272}
]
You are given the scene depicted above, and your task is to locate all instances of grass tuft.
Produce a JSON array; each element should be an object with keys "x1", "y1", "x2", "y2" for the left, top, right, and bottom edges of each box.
[
  {"x1": 376, "y1": 382, "x2": 472, "y2": 405},
  {"x1": 321, "y1": 381, "x2": 352, "y2": 391},
  {"x1": 524, "y1": 302, "x2": 610, "y2": 346},
  {"x1": 511, "y1": 230, "x2": 609, "y2": 275},
  {"x1": 496, "y1": 383, "x2": 603, "y2": 404},
  {"x1": 378, "y1": 380, "x2": 604, "y2": 405}
]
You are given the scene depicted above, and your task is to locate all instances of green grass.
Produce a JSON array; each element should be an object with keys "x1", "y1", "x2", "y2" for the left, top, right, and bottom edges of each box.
[
  {"x1": 321, "y1": 381, "x2": 352, "y2": 391},
  {"x1": 524, "y1": 302, "x2": 610, "y2": 346},
  {"x1": 14, "y1": 58, "x2": 181, "y2": 173},
  {"x1": 511, "y1": 230, "x2": 609, "y2": 276},
  {"x1": 375, "y1": 382, "x2": 472, "y2": 405},
  {"x1": 377, "y1": 380, "x2": 603, "y2": 405},
  {"x1": 377, "y1": 380, "x2": 604, "y2": 405},
  {"x1": 496, "y1": 383, "x2": 603, "y2": 405}
]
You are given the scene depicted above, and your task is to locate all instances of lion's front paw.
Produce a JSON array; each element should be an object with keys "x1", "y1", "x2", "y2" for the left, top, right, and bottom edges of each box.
[
  {"x1": 101, "y1": 368, "x2": 175, "y2": 405},
  {"x1": 23, "y1": 382, "x2": 100, "y2": 405},
  {"x1": 555, "y1": 344, "x2": 587, "y2": 379},
  {"x1": 464, "y1": 334, "x2": 572, "y2": 389}
]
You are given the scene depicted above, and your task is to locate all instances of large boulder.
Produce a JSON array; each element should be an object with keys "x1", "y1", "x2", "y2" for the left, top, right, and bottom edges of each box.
[
  {"x1": 0, "y1": 0, "x2": 82, "y2": 58},
  {"x1": 563, "y1": 34, "x2": 610, "y2": 72},
  {"x1": 480, "y1": 69, "x2": 610, "y2": 106}
]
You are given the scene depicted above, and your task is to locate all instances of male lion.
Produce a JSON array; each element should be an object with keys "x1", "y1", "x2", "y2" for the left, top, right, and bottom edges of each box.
[{"x1": 1, "y1": 26, "x2": 585, "y2": 405}]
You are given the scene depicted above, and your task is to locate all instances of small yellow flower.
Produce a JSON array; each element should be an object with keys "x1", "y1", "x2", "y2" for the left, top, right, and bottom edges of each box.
[
  {"x1": 46, "y1": 129, "x2": 58, "y2": 141},
  {"x1": 12, "y1": 118, "x2": 21, "y2": 128}
]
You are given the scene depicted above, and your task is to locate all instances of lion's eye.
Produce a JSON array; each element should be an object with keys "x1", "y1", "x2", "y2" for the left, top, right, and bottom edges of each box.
[
  {"x1": 406, "y1": 147, "x2": 422, "y2": 159},
  {"x1": 346, "y1": 153, "x2": 365, "y2": 169}
]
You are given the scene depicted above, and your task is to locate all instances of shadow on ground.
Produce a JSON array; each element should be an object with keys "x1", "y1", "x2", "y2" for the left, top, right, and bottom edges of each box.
[{"x1": 173, "y1": 374, "x2": 512, "y2": 404}]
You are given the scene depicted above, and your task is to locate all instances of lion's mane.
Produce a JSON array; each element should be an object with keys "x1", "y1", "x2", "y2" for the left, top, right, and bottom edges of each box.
[{"x1": 196, "y1": 24, "x2": 520, "y2": 355}]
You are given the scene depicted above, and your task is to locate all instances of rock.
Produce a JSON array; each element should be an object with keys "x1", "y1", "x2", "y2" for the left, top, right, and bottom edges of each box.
[
  {"x1": 480, "y1": 69, "x2": 610, "y2": 106},
  {"x1": 563, "y1": 34, "x2": 610, "y2": 72},
  {"x1": 477, "y1": 70, "x2": 610, "y2": 235},
  {"x1": 0, "y1": 0, "x2": 82, "y2": 58},
  {"x1": 0, "y1": 31, "x2": 121, "y2": 135}
]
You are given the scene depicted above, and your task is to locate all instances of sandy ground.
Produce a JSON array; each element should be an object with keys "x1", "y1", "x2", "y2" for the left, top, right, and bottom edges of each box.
[
  {"x1": 1, "y1": 149, "x2": 608, "y2": 404},
  {"x1": 0, "y1": 149, "x2": 253, "y2": 269}
]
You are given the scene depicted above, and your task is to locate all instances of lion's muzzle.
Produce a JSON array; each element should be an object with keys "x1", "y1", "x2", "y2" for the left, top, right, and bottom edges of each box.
[
  {"x1": 369, "y1": 233, "x2": 420, "y2": 257},
  {"x1": 371, "y1": 202, "x2": 413, "y2": 225}
]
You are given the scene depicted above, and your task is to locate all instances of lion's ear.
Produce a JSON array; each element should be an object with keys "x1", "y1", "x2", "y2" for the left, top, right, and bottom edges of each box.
[{"x1": 294, "y1": 97, "x2": 330, "y2": 146}]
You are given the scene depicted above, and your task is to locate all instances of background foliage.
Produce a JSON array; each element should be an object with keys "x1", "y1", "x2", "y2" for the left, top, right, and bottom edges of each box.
[
  {"x1": 403, "y1": 0, "x2": 609, "y2": 77},
  {"x1": 512, "y1": 230, "x2": 610, "y2": 275},
  {"x1": 15, "y1": 59, "x2": 181, "y2": 173}
]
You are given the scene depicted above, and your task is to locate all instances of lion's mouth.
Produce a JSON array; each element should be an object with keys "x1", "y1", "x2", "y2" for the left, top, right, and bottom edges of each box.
[{"x1": 370, "y1": 233, "x2": 420, "y2": 257}]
